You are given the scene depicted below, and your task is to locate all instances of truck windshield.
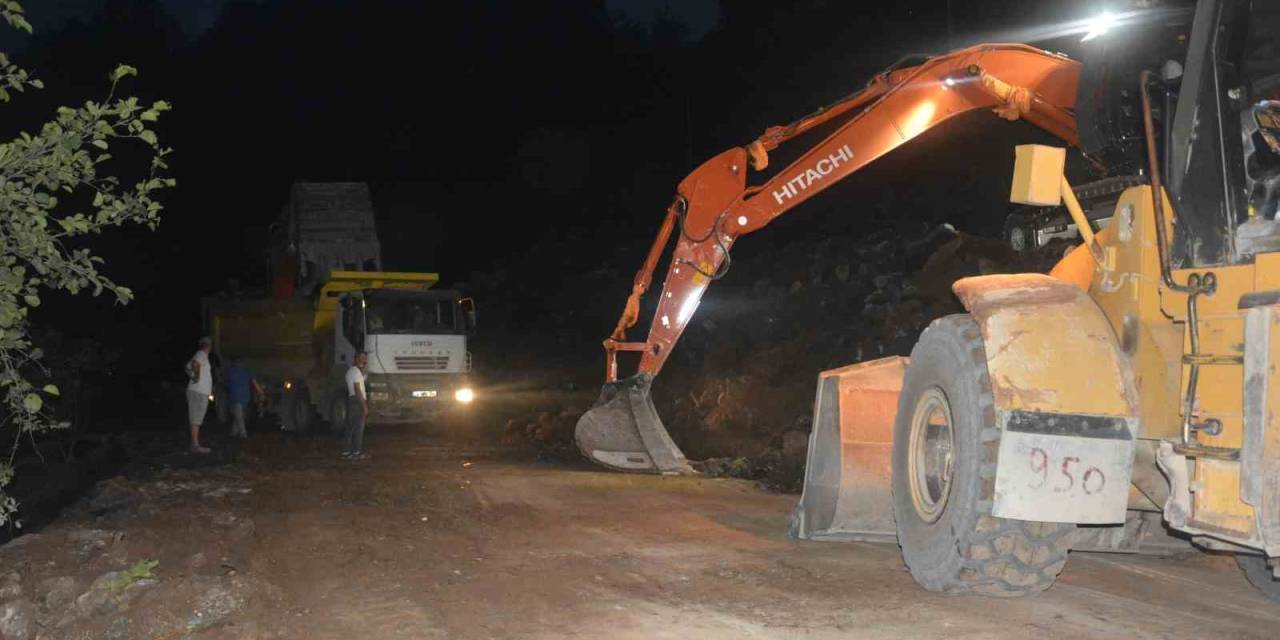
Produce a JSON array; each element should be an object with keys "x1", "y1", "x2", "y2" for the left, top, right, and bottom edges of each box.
[{"x1": 365, "y1": 295, "x2": 458, "y2": 335}]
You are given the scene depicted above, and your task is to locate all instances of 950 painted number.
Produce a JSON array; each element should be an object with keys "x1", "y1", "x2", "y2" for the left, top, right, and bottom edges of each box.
[{"x1": 1027, "y1": 447, "x2": 1107, "y2": 495}]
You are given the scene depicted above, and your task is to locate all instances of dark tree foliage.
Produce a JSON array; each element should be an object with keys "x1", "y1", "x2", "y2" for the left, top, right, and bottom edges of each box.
[{"x1": 0, "y1": 1, "x2": 172, "y2": 524}]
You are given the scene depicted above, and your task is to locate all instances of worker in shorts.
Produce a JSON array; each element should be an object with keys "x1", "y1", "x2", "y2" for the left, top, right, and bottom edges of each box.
[
  {"x1": 185, "y1": 337, "x2": 214, "y2": 453},
  {"x1": 343, "y1": 351, "x2": 370, "y2": 461}
]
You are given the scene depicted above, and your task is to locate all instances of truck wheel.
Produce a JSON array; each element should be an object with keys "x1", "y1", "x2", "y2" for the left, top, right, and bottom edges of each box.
[
  {"x1": 1003, "y1": 211, "x2": 1037, "y2": 255},
  {"x1": 891, "y1": 314, "x2": 1074, "y2": 596},
  {"x1": 329, "y1": 394, "x2": 349, "y2": 437},
  {"x1": 1238, "y1": 555, "x2": 1280, "y2": 601},
  {"x1": 290, "y1": 387, "x2": 314, "y2": 434}
]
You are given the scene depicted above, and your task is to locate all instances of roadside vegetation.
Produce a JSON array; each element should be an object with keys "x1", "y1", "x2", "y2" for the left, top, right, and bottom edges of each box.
[{"x1": 0, "y1": 1, "x2": 172, "y2": 526}]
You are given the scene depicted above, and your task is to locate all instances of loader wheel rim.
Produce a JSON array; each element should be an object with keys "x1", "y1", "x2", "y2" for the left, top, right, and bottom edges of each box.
[{"x1": 908, "y1": 387, "x2": 955, "y2": 524}]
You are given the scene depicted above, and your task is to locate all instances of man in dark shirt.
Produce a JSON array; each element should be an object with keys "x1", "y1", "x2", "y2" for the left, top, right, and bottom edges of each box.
[{"x1": 224, "y1": 356, "x2": 261, "y2": 439}]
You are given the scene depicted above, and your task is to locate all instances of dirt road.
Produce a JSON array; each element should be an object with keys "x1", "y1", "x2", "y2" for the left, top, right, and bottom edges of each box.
[
  {"x1": 9, "y1": 423, "x2": 1280, "y2": 639},
  {"x1": 240, "y1": 424, "x2": 1280, "y2": 639}
]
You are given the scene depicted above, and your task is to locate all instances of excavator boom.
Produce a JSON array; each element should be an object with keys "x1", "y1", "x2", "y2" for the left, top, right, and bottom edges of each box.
[{"x1": 576, "y1": 43, "x2": 1082, "y2": 473}]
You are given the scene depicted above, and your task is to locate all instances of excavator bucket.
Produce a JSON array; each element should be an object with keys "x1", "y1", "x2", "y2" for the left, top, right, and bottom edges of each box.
[
  {"x1": 790, "y1": 357, "x2": 907, "y2": 543},
  {"x1": 574, "y1": 374, "x2": 695, "y2": 474}
]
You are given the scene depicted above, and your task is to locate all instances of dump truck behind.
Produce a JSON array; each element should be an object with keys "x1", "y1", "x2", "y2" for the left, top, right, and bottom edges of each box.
[{"x1": 206, "y1": 270, "x2": 476, "y2": 431}]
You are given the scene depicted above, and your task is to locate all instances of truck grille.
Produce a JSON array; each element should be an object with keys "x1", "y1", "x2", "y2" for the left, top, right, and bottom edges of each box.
[{"x1": 395, "y1": 356, "x2": 449, "y2": 371}]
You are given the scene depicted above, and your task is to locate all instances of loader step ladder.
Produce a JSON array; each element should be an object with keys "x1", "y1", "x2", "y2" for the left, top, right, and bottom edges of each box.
[
  {"x1": 1175, "y1": 272, "x2": 1241, "y2": 457},
  {"x1": 1172, "y1": 443, "x2": 1241, "y2": 461}
]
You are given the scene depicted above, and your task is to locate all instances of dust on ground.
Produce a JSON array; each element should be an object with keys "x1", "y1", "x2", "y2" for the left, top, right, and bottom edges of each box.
[{"x1": 1, "y1": 423, "x2": 1277, "y2": 639}]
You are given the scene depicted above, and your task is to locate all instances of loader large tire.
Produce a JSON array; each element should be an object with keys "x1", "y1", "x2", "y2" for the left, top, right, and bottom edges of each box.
[{"x1": 891, "y1": 314, "x2": 1074, "y2": 596}]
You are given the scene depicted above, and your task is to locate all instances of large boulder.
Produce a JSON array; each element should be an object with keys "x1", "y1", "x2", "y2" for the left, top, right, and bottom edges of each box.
[
  {"x1": 0, "y1": 599, "x2": 34, "y2": 640},
  {"x1": 35, "y1": 576, "x2": 79, "y2": 612},
  {"x1": 0, "y1": 573, "x2": 20, "y2": 602}
]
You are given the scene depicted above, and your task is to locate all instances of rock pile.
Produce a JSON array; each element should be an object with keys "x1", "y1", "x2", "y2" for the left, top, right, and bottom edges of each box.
[
  {"x1": 0, "y1": 470, "x2": 274, "y2": 639},
  {"x1": 479, "y1": 219, "x2": 1063, "y2": 490}
]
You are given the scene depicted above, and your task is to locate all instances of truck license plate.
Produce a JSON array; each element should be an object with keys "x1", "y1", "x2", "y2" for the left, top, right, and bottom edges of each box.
[
  {"x1": 412, "y1": 390, "x2": 437, "y2": 398},
  {"x1": 992, "y1": 411, "x2": 1135, "y2": 525}
]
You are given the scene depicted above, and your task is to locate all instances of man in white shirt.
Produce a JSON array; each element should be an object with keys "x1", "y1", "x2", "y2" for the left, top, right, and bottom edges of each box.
[
  {"x1": 186, "y1": 337, "x2": 214, "y2": 454},
  {"x1": 343, "y1": 351, "x2": 370, "y2": 460}
]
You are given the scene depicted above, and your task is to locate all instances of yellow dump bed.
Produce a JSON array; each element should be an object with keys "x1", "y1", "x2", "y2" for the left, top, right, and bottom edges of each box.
[
  {"x1": 205, "y1": 270, "x2": 442, "y2": 380},
  {"x1": 206, "y1": 296, "x2": 316, "y2": 379}
]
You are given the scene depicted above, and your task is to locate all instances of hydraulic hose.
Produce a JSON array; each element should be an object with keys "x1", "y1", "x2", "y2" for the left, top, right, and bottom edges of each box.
[{"x1": 1139, "y1": 70, "x2": 1198, "y2": 295}]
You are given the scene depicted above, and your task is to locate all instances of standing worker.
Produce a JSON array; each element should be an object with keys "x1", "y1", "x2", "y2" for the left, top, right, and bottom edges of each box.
[
  {"x1": 343, "y1": 351, "x2": 370, "y2": 461},
  {"x1": 185, "y1": 337, "x2": 214, "y2": 454},
  {"x1": 224, "y1": 356, "x2": 262, "y2": 439}
]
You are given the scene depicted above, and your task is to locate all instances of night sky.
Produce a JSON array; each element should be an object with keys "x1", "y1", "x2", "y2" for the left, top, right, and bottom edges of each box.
[{"x1": 0, "y1": 0, "x2": 1120, "y2": 380}]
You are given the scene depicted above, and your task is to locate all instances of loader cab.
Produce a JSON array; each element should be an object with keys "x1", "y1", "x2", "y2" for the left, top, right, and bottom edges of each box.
[
  {"x1": 1162, "y1": 0, "x2": 1280, "y2": 263},
  {"x1": 1018, "y1": 0, "x2": 1280, "y2": 261}
]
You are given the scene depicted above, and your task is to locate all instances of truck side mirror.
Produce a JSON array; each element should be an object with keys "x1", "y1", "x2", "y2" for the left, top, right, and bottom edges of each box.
[
  {"x1": 340, "y1": 294, "x2": 367, "y2": 350},
  {"x1": 461, "y1": 298, "x2": 478, "y2": 334}
]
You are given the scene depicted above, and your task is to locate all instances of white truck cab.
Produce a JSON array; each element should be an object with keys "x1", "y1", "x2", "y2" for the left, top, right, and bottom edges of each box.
[{"x1": 331, "y1": 288, "x2": 477, "y2": 424}]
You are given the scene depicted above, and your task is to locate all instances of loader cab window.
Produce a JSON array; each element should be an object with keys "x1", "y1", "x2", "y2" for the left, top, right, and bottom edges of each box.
[
  {"x1": 1168, "y1": 0, "x2": 1280, "y2": 263},
  {"x1": 363, "y1": 291, "x2": 460, "y2": 335},
  {"x1": 1241, "y1": 5, "x2": 1280, "y2": 225}
]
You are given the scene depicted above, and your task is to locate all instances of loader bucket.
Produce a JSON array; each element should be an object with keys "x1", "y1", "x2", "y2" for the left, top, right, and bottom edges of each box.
[
  {"x1": 574, "y1": 374, "x2": 695, "y2": 474},
  {"x1": 790, "y1": 356, "x2": 907, "y2": 543}
]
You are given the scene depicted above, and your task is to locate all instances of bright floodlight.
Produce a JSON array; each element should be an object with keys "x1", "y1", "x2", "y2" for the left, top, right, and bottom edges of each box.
[
  {"x1": 455, "y1": 387, "x2": 475, "y2": 403},
  {"x1": 1082, "y1": 12, "x2": 1116, "y2": 42}
]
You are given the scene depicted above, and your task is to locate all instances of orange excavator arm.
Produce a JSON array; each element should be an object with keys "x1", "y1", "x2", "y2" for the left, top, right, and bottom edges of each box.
[{"x1": 577, "y1": 43, "x2": 1081, "y2": 474}]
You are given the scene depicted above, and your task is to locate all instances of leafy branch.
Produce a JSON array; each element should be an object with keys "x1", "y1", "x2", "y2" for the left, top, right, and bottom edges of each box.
[{"x1": 0, "y1": 1, "x2": 172, "y2": 526}]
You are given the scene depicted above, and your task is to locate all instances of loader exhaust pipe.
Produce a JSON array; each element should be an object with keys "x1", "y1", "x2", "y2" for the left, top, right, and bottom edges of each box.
[{"x1": 574, "y1": 374, "x2": 694, "y2": 474}]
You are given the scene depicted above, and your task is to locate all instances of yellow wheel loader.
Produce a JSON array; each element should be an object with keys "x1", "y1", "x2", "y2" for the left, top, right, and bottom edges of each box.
[{"x1": 579, "y1": 0, "x2": 1280, "y2": 598}]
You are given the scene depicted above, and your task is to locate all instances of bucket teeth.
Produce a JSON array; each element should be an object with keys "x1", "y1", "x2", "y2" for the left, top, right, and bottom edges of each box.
[{"x1": 574, "y1": 374, "x2": 694, "y2": 474}]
